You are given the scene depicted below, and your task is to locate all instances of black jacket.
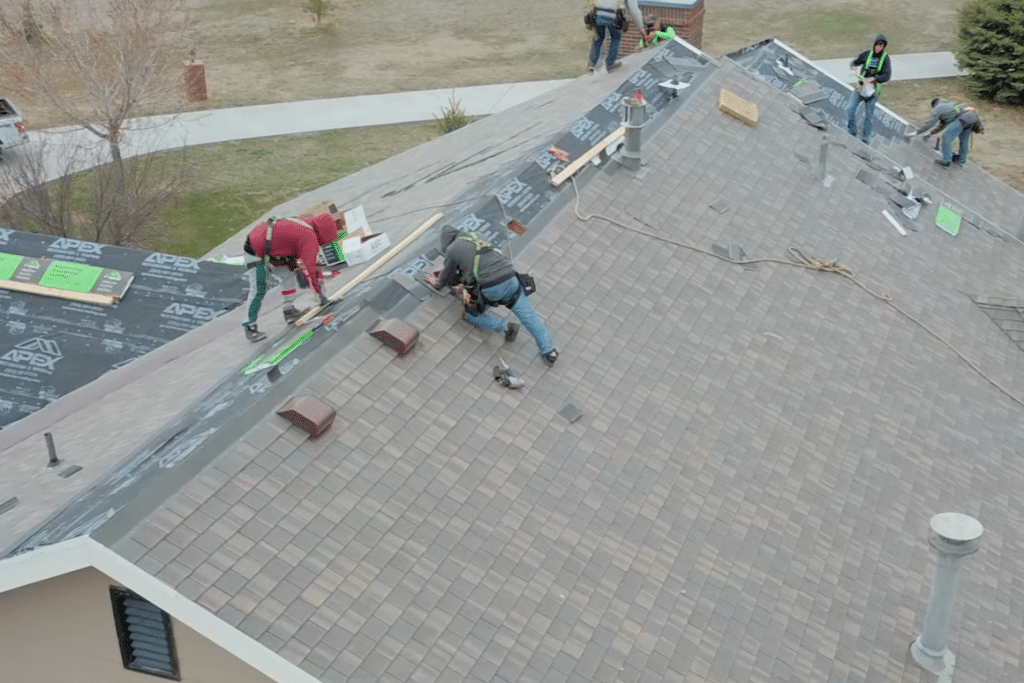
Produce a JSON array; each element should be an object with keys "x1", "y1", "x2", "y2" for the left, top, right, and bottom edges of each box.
[{"x1": 850, "y1": 34, "x2": 892, "y2": 86}]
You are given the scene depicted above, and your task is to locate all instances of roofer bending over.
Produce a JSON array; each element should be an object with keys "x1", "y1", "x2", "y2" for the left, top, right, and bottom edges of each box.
[
  {"x1": 425, "y1": 225, "x2": 559, "y2": 366},
  {"x1": 241, "y1": 213, "x2": 342, "y2": 342},
  {"x1": 906, "y1": 97, "x2": 984, "y2": 166},
  {"x1": 908, "y1": 98, "x2": 965, "y2": 140},
  {"x1": 937, "y1": 108, "x2": 983, "y2": 168}
]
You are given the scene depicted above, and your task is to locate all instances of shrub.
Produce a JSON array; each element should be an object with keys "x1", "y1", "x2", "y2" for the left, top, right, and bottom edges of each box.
[
  {"x1": 434, "y1": 94, "x2": 473, "y2": 134},
  {"x1": 954, "y1": 0, "x2": 1024, "y2": 104}
]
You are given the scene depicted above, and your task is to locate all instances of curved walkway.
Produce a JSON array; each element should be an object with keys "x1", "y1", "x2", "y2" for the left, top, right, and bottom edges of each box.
[{"x1": 15, "y1": 52, "x2": 963, "y2": 184}]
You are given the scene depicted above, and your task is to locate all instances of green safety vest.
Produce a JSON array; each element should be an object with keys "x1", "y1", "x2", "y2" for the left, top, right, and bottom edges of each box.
[{"x1": 858, "y1": 50, "x2": 888, "y2": 95}]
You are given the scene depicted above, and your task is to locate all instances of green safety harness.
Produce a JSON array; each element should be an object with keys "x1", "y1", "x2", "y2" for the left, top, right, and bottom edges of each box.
[
  {"x1": 458, "y1": 233, "x2": 527, "y2": 310},
  {"x1": 858, "y1": 50, "x2": 888, "y2": 96}
]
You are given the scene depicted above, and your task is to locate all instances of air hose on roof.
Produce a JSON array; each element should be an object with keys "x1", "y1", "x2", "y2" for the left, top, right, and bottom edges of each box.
[{"x1": 568, "y1": 175, "x2": 1024, "y2": 412}]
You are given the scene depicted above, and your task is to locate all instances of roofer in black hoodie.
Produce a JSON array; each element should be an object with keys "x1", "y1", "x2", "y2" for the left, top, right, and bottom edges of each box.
[
  {"x1": 425, "y1": 225, "x2": 558, "y2": 366},
  {"x1": 846, "y1": 33, "x2": 892, "y2": 143}
]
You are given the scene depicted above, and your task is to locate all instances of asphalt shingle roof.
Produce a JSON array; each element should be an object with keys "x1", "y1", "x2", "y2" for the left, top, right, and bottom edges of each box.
[
  {"x1": 6, "y1": 39, "x2": 1024, "y2": 683},
  {"x1": 113, "y1": 52, "x2": 1024, "y2": 683}
]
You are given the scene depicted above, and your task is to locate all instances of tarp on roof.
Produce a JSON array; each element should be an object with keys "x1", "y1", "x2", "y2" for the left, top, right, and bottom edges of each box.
[{"x1": 0, "y1": 229, "x2": 247, "y2": 429}]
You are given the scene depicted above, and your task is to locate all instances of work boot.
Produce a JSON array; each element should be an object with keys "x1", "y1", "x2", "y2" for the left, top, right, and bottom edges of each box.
[
  {"x1": 282, "y1": 304, "x2": 309, "y2": 324},
  {"x1": 586, "y1": 61, "x2": 596, "y2": 74},
  {"x1": 542, "y1": 348, "x2": 559, "y2": 367},
  {"x1": 504, "y1": 322, "x2": 520, "y2": 344},
  {"x1": 607, "y1": 61, "x2": 623, "y2": 73},
  {"x1": 244, "y1": 323, "x2": 266, "y2": 342}
]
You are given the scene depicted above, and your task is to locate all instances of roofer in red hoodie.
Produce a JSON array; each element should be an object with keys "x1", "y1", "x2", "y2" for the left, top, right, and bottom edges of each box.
[{"x1": 240, "y1": 212, "x2": 342, "y2": 342}]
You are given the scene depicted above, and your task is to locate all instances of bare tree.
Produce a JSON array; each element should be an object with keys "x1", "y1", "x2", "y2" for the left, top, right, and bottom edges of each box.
[
  {"x1": 0, "y1": 139, "x2": 79, "y2": 237},
  {"x1": 0, "y1": 0, "x2": 193, "y2": 245},
  {"x1": 0, "y1": 137, "x2": 191, "y2": 247}
]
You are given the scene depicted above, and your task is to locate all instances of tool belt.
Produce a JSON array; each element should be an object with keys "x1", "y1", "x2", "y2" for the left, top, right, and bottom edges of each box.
[{"x1": 465, "y1": 273, "x2": 536, "y2": 315}]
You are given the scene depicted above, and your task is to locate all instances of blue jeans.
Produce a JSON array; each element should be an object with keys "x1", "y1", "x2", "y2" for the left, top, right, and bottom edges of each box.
[
  {"x1": 941, "y1": 119, "x2": 970, "y2": 164},
  {"x1": 468, "y1": 276, "x2": 554, "y2": 354},
  {"x1": 589, "y1": 14, "x2": 622, "y2": 68},
  {"x1": 846, "y1": 91, "x2": 877, "y2": 142}
]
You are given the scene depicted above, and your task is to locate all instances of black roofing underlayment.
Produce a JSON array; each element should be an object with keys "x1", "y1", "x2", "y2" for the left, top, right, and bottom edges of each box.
[
  {"x1": 5, "y1": 38, "x2": 720, "y2": 556},
  {"x1": 726, "y1": 38, "x2": 907, "y2": 141},
  {"x1": 0, "y1": 229, "x2": 247, "y2": 430}
]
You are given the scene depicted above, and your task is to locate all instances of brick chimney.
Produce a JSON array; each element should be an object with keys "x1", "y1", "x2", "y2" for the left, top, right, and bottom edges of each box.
[{"x1": 621, "y1": 0, "x2": 705, "y2": 57}]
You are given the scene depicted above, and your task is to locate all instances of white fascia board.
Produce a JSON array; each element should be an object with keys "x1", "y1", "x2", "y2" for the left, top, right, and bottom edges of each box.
[
  {"x1": 0, "y1": 538, "x2": 322, "y2": 683},
  {"x1": 0, "y1": 536, "x2": 94, "y2": 593}
]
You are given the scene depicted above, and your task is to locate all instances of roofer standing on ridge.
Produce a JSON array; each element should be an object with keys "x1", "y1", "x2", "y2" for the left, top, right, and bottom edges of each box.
[
  {"x1": 425, "y1": 225, "x2": 559, "y2": 366},
  {"x1": 241, "y1": 213, "x2": 341, "y2": 342},
  {"x1": 585, "y1": 0, "x2": 643, "y2": 74},
  {"x1": 846, "y1": 34, "x2": 892, "y2": 143}
]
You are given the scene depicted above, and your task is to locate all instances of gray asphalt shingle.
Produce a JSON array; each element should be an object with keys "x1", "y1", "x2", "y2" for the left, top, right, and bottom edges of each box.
[{"x1": 9, "y1": 40, "x2": 1024, "y2": 683}]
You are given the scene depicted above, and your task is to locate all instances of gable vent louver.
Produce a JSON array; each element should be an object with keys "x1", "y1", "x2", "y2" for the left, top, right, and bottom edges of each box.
[{"x1": 110, "y1": 587, "x2": 180, "y2": 680}]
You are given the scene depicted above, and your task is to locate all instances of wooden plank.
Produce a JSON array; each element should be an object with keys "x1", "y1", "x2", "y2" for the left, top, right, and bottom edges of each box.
[
  {"x1": 550, "y1": 126, "x2": 626, "y2": 187},
  {"x1": 0, "y1": 279, "x2": 119, "y2": 305},
  {"x1": 718, "y1": 88, "x2": 759, "y2": 126},
  {"x1": 293, "y1": 212, "x2": 444, "y2": 326}
]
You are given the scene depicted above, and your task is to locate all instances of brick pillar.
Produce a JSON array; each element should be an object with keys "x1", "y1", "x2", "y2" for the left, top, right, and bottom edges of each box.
[
  {"x1": 184, "y1": 60, "x2": 208, "y2": 102},
  {"x1": 621, "y1": 0, "x2": 705, "y2": 57}
]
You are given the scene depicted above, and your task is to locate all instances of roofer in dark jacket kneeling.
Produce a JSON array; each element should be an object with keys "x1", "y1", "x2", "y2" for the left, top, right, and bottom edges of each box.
[
  {"x1": 241, "y1": 213, "x2": 341, "y2": 342},
  {"x1": 425, "y1": 225, "x2": 558, "y2": 366}
]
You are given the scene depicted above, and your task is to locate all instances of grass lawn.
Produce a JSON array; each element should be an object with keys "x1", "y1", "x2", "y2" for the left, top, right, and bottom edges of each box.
[
  {"x1": 147, "y1": 123, "x2": 438, "y2": 257},
  {"x1": 6, "y1": 0, "x2": 1020, "y2": 255}
]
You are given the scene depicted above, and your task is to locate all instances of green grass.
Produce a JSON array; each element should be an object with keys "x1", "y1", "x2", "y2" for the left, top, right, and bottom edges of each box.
[
  {"x1": 789, "y1": 6, "x2": 876, "y2": 53},
  {"x1": 145, "y1": 122, "x2": 438, "y2": 256}
]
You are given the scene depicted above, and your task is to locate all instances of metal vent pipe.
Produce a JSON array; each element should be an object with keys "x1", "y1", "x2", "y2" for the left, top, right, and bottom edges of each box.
[
  {"x1": 910, "y1": 512, "x2": 983, "y2": 676},
  {"x1": 620, "y1": 98, "x2": 646, "y2": 171}
]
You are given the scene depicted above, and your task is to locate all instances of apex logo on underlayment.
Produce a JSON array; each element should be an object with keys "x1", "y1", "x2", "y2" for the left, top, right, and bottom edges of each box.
[
  {"x1": 162, "y1": 302, "x2": 220, "y2": 321},
  {"x1": 144, "y1": 253, "x2": 200, "y2": 272},
  {"x1": 47, "y1": 238, "x2": 103, "y2": 257},
  {"x1": 1, "y1": 338, "x2": 64, "y2": 372}
]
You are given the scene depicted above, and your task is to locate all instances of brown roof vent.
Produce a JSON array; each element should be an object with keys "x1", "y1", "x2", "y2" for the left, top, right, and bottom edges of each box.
[
  {"x1": 277, "y1": 396, "x2": 337, "y2": 439},
  {"x1": 368, "y1": 318, "x2": 419, "y2": 356}
]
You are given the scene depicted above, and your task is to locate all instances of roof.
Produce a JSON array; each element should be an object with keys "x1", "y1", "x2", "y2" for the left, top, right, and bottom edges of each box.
[
  {"x1": 0, "y1": 231, "x2": 246, "y2": 429},
  {"x1": 4, "y1": 38, "x2": 1024, "y2": 683}
]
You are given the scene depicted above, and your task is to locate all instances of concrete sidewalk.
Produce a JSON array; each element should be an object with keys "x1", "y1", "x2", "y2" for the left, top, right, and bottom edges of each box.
[
  {"x1": 20, "y1": 51, "x2": 964, "y2": 183},
  {"x1": 813, "y1": 51, "x2": 964, "y2": 85}
]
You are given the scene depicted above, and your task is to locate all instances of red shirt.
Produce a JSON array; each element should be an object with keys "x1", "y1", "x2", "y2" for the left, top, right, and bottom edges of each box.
[{"x1": 246, "y1": 214, "x2": 338, "y2": 294}]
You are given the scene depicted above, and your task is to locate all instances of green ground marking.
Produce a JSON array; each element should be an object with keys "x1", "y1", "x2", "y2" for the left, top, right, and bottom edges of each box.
[
  {"x1": 241, "y1": 328, "x2": 317, "y2": 375},
  {"x1": 39, "y1": 260, "x2": 104, "y2": 292},
  {"x1": 934, "y1": 203, "x2": 961, "y2": 236},
  {"x1": 0, "y1": 253, "x2": 25, "y2": 281}
]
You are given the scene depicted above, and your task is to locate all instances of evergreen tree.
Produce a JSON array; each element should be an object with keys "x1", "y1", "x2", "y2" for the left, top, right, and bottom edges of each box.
[{"x1": 954, "y1": 0, "x2": 1024, "y2": 104}]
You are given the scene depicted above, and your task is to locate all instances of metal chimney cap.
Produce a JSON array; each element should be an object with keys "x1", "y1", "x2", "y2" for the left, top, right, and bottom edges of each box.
[{"x1": 928, "y1": 512, "x2": 983, "y2": 556}]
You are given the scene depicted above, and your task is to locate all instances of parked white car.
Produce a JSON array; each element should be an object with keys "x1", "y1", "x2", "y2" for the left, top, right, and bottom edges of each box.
[{"x1": 0, "y1": 97, "x2": 29, "y2": 160}]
